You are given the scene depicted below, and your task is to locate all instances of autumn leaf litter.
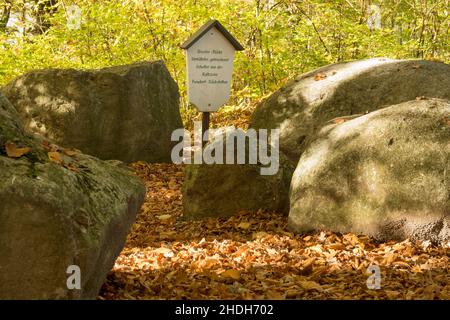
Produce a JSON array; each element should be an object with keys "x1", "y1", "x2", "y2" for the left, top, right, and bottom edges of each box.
[
  {"x1": 100, "y1": 103, "x2": 448, "y2": 300},
  {"x1": 99, "y1": 162, "x2": 449, "y2": 300}
]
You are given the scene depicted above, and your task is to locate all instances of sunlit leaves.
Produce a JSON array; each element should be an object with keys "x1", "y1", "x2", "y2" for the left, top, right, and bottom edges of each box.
[
  {"x1": 99, "y1": 159, "x2": 449, "y2": 300},
  {"x1": 1, "y1": 0, "x2": 449, "y2": 117}
]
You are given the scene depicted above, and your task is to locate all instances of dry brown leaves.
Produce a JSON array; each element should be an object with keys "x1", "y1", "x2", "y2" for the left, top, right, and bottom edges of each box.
[
  {"x1": 42, "y1": 140, "x2": 81, "y2": 172},
  {"x1": 314, "y1": 73, "x2": 327, "y2": 81},
  {"x1": 4, "y1": 142, "x2": 31, "y2": 158},
  {"x1": 3, "y1": 139, "x2": 82, "y2": 173},
  {"x1": 212, "y1": 105, "x2": 254, "y2": 130},
  {"x1": 98, "y1": 163, "x2": 449, "y2": 300}
]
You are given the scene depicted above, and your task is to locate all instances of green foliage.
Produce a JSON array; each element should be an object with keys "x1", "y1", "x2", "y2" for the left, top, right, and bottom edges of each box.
[{"x1": 1, "y1": 0, "x2": 449, "y2": 118}]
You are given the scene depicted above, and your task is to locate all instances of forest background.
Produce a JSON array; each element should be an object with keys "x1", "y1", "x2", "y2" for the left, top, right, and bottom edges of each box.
[{"x1": 1, "y1": 0, "x2": 449, "y2": 123}]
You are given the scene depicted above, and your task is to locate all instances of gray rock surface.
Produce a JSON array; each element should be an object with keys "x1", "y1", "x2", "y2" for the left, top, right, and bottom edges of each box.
[
  {"x1": 182, "y1": 129, "x2": 294, "y2": 219},
  {"x1": 0, "y1": 91, "x2": 146, "y2": 299},
  {"x1": 3, "y1": 60, "x2": 183, "y2": 163},
  {"x1": 289, "y1": 98, "x2": 450, "y2": 243},
  {"x1": 251, "y1": 58, "x2": 450, "y2": 164}
]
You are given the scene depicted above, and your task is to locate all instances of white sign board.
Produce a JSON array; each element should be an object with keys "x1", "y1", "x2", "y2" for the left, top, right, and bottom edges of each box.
[
  {"x1": 186, "y1": 27, "x2": 235, "y2": 112},
  {"x1": 182, "y1": 20, "x2": 243, "y2": 113}
]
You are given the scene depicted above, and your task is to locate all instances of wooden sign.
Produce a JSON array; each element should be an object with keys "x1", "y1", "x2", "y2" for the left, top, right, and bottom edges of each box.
[{"x1": 181, "y1": 20, "x2": 244, "y2": 112}]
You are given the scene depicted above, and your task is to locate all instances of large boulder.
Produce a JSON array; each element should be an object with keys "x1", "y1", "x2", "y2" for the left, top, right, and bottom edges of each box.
[
  {"x1": 2, "y1": 60, "x2": 183, "y2": 163},
  {"x1": 251, "y1": 58, "x2": 450, "y2": 164},
  {"x1": 182, "y1": 129, "x2": 294, "y2": 219},
  {"x1": 289, "y1": 98, "x2": 450, "y2": 243},
  {"x1": 0, "y1": 91, "x2": 146, "y2": 299},
  {"x1": 0, "y1": 90, "x2": 27, "y2": 147}
]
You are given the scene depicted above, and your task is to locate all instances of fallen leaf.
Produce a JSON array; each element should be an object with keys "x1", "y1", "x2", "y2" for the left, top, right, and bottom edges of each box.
[
  {"x1": 42, "y1": 140, "x2": 54, "y2": 151},
  {"x1": 382, "y1": 252, "x2": 397, "y2": 265},
  {"x1": 5, "y1": 142, "x2": 31, "y2": 158},
  {"x1": 237, "y1": 222, "x2": 251, "y2": 229},
  {"x1": 392, "y1": 261, "x2": 410, "y2": 268},
  {"x1": 252, "y1": 231, "x2": 269, "y2": 239},
  {"x1": 221, "y1": 269, "x2": 241, "y2": 280},
  {"x1": 48, "y1": 151, "x2": 62, "y2": 163},
  {"x1": 159, "y1": 231, "x2": 177, "y2": 240},
  {"x1": 327, "y1": 243, "x2": 346, "y2": 250},
  {"x1": 63, "y1": 149, "x2": 79, "y2": 156},
  {"x1": 385, "y1": 290, "x2": 400, "y2": 299},
  {"x1": 153, "y1": 247, "x2": 173, "y2": 256},
  {"x1": 333, "y1": 118, "x2": 347, "y2": 124},
  {"x1": 266, "y1": 290, "x2": 284, "y2": 299},
  {"x1": 65, "y1": 163, "x2": 80, "y2": 173},
  {"x1": 314, "y1": 73, "x2": 327, "y2": 81},
  {"x1": 200, "y1": 258, "x2": 220, "y2": 269},
  {"x1": 299, "y1": 257, "x2": 315, "y2": 275},
  {"x1": 298, "y1": 279, "x2": 323, "y2": 291},
  {"x1": 344, "y1": 233, "x2": 360, "y2": 246},
  {"x1": 405, "y1": 290, "x2": 415, "y2": 300},
  {"x1": 411, "y1": 265, "x2": 423, "y2": 273},
  {"x1": 285, "y1": 290, "x2": 299, "y2": 299}
]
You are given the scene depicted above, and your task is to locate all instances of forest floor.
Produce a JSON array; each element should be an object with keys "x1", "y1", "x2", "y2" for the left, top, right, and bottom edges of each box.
[{"x1": 99, "y1": 105, "x2": 449, "y2": 300}]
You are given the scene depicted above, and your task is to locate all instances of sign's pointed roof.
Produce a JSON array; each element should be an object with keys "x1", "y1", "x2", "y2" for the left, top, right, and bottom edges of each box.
[{"x1": 181, "y1": 19, "x2": 244, "y2": 51}]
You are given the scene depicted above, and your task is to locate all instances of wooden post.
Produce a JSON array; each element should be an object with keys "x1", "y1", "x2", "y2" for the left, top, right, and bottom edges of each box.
[{"x1": 202, "y1": 112, "x2": 210, "y2": 147}]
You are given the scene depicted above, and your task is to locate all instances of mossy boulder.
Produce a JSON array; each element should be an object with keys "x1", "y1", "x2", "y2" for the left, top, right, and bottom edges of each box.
[
  {"x1": 182, "y1": 130, "x2": 294, "y2": 219},
  {"x1": 251, "y1": 58, "x2": 450, "y2": 164},
  {"x1": 289, "y1": 98, "x2": 450, "y2": 243},
  {"x1": 0, "y1": 91, "x2": 146, "y2": 299},
  {"x1": 3, "y1": 61, "x2": 183, "y2": 163},
  {"x1": 0, "y1": 91, "x2": 28, "y2": 146}
]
